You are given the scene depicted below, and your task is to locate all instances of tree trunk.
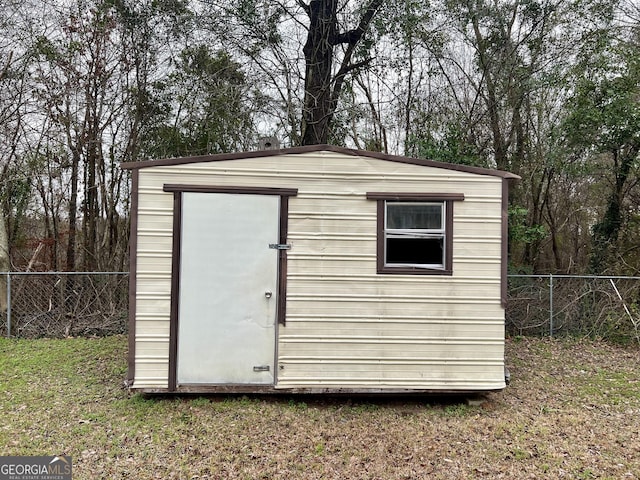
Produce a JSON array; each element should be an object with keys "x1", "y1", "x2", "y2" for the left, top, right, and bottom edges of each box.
[
  {"x1": 83, "y1": 144, "x2": 99, "y2": 271},
  {"x1": 301, "y1": 0, "x2": 337, "y2": 145},
  {"x1": 0, "y1": 211, "x2": 9, "y2": 311},
  {"x1": 66, "y1": 150, "x2": 79, "y2": 272},
  {"x1": 300, "y1": 0, "x2": 383, "y2": 146},
  {"x1": 0, "y1": 54, "x2": 11, "y2": 307}
]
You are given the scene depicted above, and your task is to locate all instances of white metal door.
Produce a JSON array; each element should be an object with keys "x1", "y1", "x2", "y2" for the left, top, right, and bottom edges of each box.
[{"x1": 177, "y1": 192, "x2": 279, "y2": 385}]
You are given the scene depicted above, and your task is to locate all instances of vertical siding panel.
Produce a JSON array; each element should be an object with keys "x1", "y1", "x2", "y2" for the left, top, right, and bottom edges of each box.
[{"x1": 132, "y1": 170, "x2": 174, "y2": 388}]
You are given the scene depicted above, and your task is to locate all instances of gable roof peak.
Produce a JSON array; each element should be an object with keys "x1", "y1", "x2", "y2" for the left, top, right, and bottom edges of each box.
[{"x1": 120, "y1": 143, "x2": 520, "y2": 180}]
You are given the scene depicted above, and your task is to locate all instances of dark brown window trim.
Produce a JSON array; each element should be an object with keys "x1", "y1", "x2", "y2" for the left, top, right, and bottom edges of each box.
[
  {"x1": 368, "y1": 193, "x2": 464, "y2": 276},
  {"x1": 166, "y1": 185, "x2": 297, "y2": 390},
  {"x1": 163, "y1": 184, "x2": 298, "y2": 197},
  {"x1": 366, "y1": 192, "x2": 465, "y2": 202}
]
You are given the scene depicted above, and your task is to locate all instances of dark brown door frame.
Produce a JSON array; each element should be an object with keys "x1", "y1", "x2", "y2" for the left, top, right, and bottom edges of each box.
[{"x1": 163, "y1": 184, "x2": 298, "y2": 391}]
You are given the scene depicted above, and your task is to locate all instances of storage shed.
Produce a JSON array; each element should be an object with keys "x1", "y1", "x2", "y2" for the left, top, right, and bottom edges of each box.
[{"x1": 122, "y1": 145, "x2": 519, "y2": 394}]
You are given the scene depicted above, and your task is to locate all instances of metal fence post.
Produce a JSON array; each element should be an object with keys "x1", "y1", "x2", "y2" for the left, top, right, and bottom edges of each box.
[
  {"x1": 549, "y1": 273, "x2": 554, "y2": 337},
  {"x1": 6, "y1": 273, "x2": 11, "y2": 338}
]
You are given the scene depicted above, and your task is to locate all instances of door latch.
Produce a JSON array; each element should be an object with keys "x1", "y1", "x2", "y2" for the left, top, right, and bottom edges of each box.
[
  {"x1": 253, "y1": 365, "x2": 270, "y2": 372},
  {"x1": 269, "y1": 243, "x2": 291, "y2": 250}
]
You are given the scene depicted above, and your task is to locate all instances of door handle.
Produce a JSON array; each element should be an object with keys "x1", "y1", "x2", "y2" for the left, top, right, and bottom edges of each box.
[{"x1": 265, "y1": 291, "x2": 272, "y2": 298}]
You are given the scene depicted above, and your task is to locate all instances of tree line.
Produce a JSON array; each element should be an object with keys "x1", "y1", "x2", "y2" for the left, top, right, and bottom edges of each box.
[{"x1": 1, "y1": 0, "x2": 639, "y2": 275}]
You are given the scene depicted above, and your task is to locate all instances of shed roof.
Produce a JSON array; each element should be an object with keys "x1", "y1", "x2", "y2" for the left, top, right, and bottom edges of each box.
[{"x1": 120, "y1": 144, "x2": 520, "y2": 180}]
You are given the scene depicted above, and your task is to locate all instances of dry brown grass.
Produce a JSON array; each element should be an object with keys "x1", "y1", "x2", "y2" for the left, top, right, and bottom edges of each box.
[{"x1": 0, "y1": 335, "x2": 638, "y2": 479}]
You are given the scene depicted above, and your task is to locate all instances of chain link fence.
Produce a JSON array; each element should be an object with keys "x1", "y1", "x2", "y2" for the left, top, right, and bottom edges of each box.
[
  {"x1": 507, "y1": 275, "x2": 640, "y2": 343},
  {"x1": 0, "y1": 272, "x2": 128, "y2": 338},
  {"x1": 1, "y1": 272, "x2": 639, "y2": 343}
]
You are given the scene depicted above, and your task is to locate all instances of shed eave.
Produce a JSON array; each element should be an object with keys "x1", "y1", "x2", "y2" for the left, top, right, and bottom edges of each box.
[{"x1": 120, "y1": 144, "x2": 520, "y2": 180}]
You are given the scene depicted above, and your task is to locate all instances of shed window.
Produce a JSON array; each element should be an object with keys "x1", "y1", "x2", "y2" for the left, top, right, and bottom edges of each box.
[
  {"x1": 385, "y1": 202, "x2": 445, "y2": 268},
  {"x1": 366, "y1": 192, "x2": 464, "y2": 275}
]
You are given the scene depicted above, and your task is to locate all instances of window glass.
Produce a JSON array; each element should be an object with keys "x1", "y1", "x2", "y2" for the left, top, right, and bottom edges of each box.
[
  {"x1": 386, "y1": 203, "x2": 442, "y2": 230},
  {"x1": 386, "y1": 237, "x2": 443, "y2": 265},
  {"x1": 385, "y1": 201, "x2": 445, "y2": 268}
]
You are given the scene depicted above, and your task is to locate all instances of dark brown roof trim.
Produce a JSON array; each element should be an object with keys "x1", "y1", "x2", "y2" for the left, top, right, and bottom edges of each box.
[{"x1": 121, "y1": 144, "x2": 521, "y2": 180}]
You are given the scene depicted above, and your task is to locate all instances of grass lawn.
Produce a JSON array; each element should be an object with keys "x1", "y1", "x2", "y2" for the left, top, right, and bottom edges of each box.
[{"x1": 0, "y1": 335, "x2": 639, "y2": 479}]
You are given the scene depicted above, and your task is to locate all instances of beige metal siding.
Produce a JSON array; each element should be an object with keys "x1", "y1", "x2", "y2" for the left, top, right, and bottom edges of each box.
[
  {"x1": 131, "y1": 183, "x2": 173, "y2": 389},
  {"x1": 132, "y1": 151, "x2": 506, "y2": 390}
]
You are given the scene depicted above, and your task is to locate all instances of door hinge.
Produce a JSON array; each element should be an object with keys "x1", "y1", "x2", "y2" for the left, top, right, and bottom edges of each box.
[
  {"x1": 253, "y1": 365, "x2": 271, "y2": 372},
  {"x1": 269, "y1": 243, "x2": 291, "y2": 250}
]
